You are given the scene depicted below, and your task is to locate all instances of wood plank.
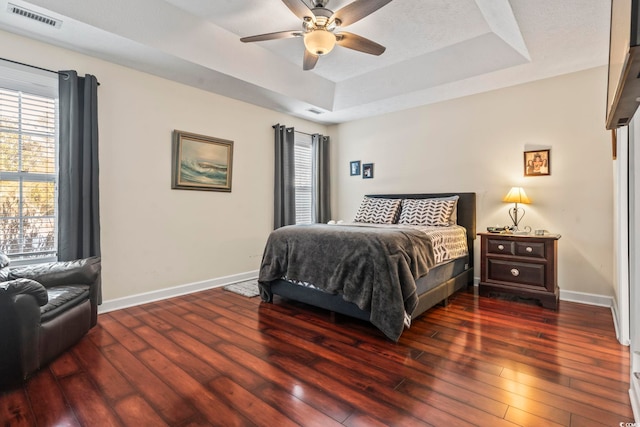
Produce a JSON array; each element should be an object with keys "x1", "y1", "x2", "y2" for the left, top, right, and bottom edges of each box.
[
  {"x1": 254, "y1": 383, "x2": 346, "y2": 427},
  {"x1": 57, "y1": 372, "x2": 122, "y2": 426},
  {"x1": 48, "y1": 348, "x2": 82, "y2": 378},
  {"x1": 504, "y1": 406, "x2": 566, "y2": 427},
  {"x1": 0, "y1": 386, "x2": 36, "y2": 426},
  {"x1": 139, "y1": 300, "x2": 221, "y2": 346},
  {"x1": 70, "y1": 336, "x2": 134, "y2": 401},
  {"x1": 132, "y1": 325, "x2": 219, "y2": 383},
  {"x1": 100, "y1": 343, "x2": 196, "y2": 425},
  {"x1": 217, "y1": 342, "x2": 353, "y2": 422},
  {"x1": 87, "y1": 321, "x2": 117, "y2": 347},
  {"x1": 207, "y1": 376, "x2": 299, "y2": 427},
  {"x1": 99, "y1": 313, "x2": 149, "y2": 353},
  {"x1": 166, "y1": 328, "x2": 266, "y2": 391},
  {"x1": 5, "y1": 287, "x2": 632, "y2": 427},
  {"x1": 267, "y1": 353, "x2": 444, "y2": 427},
  {"x1": 114, "y1": 395, "x2": 169, "y2": 427},
  {"x1": 26, "y1": 369, "x2": 81, "y2": 426},
  {"x1": 137, "y1": 348, "x2": 252, "y2": 426}
]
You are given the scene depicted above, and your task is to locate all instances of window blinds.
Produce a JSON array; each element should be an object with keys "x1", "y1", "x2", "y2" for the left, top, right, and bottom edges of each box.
[
  {"x1": 294, "y1": 132, "x2": 313, "y2": 224},
  {"x1": 0, "y1": 87, "x2": 58, "y2": 260}
]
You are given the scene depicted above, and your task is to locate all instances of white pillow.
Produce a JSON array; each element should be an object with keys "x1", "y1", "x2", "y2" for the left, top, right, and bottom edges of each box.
[
  {"x1": 354, "y1": 197, "x2": 402, "y2": 224},
  {"x1": 398, "y1": 196, "x2": 459, "y2": 226}
]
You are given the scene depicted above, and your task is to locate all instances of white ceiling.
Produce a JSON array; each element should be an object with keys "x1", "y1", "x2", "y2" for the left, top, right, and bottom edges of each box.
[{"x1": 0, "y1": 0, "x2": 611, "y2": 124}]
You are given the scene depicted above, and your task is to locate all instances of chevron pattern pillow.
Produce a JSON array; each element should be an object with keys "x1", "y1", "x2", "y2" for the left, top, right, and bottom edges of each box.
[
  {"x1": 398, "y1": 196, "x2": 459, "y2": 226},
  {"x1": 354, "y1": 197, "x2": 402, "y2": 224}
]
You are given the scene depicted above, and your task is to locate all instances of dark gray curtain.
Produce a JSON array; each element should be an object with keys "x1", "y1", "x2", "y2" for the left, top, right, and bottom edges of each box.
[
  {"x1": 273, "y1": 124, "x2": 296, "y2": 229},
  {"x1": 312, "y1": 134, "x2": 331, "y2": 223},
  {"x1": 57, "y1": 70, "x2": 101, "y2": 260}
]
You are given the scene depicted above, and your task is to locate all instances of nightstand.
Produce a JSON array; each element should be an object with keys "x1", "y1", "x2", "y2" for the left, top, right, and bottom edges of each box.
[{"x1": 479, "y1": 232, "x2": 560, "y2": 309}]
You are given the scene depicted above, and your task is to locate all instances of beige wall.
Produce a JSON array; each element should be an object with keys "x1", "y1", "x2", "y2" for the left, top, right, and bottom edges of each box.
[
  {"x1": 2, "y1": 31, "x2": 328, "y2": 301},
  {"x1": 3, "y1": 29, "x2": 614, "y2": 300},
  {"x1": 331, "y1": 66, "x2": 614, "y2": 297}
]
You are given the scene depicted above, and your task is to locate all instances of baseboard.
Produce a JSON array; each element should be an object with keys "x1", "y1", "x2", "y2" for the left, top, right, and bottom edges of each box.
[
  {"x1": 610, "y1": 297, "x2": 631, "y2": 346},
  {"x1": 631, "y1": 374, "x2": 640, "y2": 422},
  {"x1": 98, "y1": 270, "x2": 259, "y2": 314},
  {"x1": 558, "y1": 289, "x2": 614, "y2": 308},
  {"x1": 472, "y1": 284, "x2": 614, "y2": 308}
]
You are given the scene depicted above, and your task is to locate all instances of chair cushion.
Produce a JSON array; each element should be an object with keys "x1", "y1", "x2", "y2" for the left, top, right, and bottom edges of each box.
[{"x1": 40, "y1": 285, "x2": 90, "y2": 322}]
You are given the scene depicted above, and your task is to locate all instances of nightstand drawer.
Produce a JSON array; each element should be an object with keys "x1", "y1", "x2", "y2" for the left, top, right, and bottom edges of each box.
[
  {"x1": 487, "y1": 239, "x2": 515, "y2": 255},
  {"x1": 515, "y1": 241, "x2": 545, "y2": 258},
  {"x1": 487, "y1": 259, "x2": 546, "y2": 287}
]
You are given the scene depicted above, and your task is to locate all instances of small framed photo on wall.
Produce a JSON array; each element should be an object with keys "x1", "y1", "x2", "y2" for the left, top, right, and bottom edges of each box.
[
  {"x1": 350, "y1": 160, "x2": 361, "y2": 176},
  {"x1": 524, "y1": 149, "x2": 550, "y2": 176},
  {"x1": 362, "y1": 163, "x2": 374, "y2": 179}
]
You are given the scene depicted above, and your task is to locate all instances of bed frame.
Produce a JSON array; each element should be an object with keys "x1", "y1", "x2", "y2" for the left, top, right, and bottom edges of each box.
[{"x1": 259, "y1": 192, "x2": 477, "y2": 324}]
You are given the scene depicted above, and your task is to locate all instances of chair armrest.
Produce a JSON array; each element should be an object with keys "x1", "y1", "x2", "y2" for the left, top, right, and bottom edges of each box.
[
  {"x1": 6, "y1": 257, "x2": 101, "y2": 288},
  {"x1": 0, "y1": 292, "x2": 44, "y2": 380},
  {"x1": 0, "y1": 279, "x2": 48, "y2": 306}
]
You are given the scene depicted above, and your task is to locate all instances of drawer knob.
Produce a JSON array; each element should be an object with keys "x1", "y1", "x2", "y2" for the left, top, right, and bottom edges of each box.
[
  {"x1": 498, "y1": 244, "x2": 505, "y2": 250},
  {"x1": 511, "y1": 268, "x2": 520, "y2": 277},
  {"x1": 526, "y1": 247, "x2": 533, "y2": 253}
]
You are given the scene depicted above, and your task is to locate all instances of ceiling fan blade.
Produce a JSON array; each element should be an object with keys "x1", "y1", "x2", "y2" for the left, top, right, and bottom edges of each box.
[
  {"x1": 336, "y1": 32, "x2": 386, "y2": 55},
  {"x1": 240, "y1": 30, "x2": 302, "y2": 43},
  {"x1": 282, "y1": 0, "x2": 315, "y2": 21},
  {"x1": 330, "y1": 0, "x2": 393, "y2": 27},
  {"x1": 303, "y1": 49, "x2": 319, "y2": 70}
]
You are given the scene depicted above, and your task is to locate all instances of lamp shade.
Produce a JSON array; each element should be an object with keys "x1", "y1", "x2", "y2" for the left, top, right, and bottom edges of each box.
[
  {"x1": 304, "y1": 29, "x2": 336, "y2": 55},
  {"x1": 503, "y1": 187, "x2": 531, "y2": 204}
]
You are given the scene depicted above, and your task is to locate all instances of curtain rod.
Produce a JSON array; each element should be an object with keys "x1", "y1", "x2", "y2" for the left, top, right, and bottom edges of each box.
[
  {"x1": 272, "y1": 125, "x2": 319, "y2": 137},
  {"x1": 0, "y1": 57, "x2": 69, "y2": 78}
]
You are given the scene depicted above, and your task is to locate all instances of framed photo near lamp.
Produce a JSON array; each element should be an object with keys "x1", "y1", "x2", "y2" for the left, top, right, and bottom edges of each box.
[{"x1": 524, "y1": 149, "x2": 550, "y2": 177}]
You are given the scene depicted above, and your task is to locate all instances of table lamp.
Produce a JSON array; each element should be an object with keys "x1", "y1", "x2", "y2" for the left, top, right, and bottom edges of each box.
[{"x1": 503, "y1": 187, "x2": 531, "y2": 230}]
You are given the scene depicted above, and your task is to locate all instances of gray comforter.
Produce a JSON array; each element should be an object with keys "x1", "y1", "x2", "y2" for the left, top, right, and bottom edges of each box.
[{"x1": 258, "y1": 224, "x2": 437, "y2": 341}]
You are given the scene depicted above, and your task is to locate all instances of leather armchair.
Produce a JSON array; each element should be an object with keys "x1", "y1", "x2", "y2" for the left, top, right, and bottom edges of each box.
[{"x1": 0, "y1": 255, "x2": 101, "y2": 384}]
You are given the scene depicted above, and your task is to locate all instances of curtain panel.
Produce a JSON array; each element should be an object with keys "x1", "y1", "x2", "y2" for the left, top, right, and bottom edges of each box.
[
  {"x1": 57, "y1": 71, "x2": 101, "y2": 261},
  {"x1": 312, "y1": 134, "x2": 331, "y2": 223},
  {"x1": 273, "y1": 124, "x2": 296, "y2": 229}
]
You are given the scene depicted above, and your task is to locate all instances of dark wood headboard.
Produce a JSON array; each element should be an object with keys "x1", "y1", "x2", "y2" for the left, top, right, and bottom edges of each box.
[{"x1": 367, "y1": 192, "x2": 477, "y2": 268}]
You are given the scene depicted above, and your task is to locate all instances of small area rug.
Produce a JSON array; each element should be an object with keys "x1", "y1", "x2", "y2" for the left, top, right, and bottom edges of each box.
[{"x1": 223, "y1": 279, "x2": 260, "y2": 298}]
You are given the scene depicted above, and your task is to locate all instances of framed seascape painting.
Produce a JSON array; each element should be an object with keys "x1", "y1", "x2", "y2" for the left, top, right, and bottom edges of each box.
[
  {"x1": 172, "y1": 130, "x2": 234, "y2": 192},
  {"x1": 524, "y1": 149, "x2": 550, "y2": 177}
]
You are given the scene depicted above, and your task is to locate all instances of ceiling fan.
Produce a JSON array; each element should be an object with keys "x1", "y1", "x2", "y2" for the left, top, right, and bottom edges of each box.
[{"x1": 240, "y1": 0, "x2": 393, "y2": 70}]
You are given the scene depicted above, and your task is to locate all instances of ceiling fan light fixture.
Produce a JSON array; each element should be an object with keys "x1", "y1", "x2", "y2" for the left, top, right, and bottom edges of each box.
[{"x1": 303, "y1": 29, "x2": 336, "y2": 55}]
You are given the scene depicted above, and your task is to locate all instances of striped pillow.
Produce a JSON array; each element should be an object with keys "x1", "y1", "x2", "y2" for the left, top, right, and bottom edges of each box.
[
  {"x1": 398, "y1": 196, "x2": 459, "y2": 226},
  {"x1": 354, "y1": 197, "x2": 402, "y2": 224}
]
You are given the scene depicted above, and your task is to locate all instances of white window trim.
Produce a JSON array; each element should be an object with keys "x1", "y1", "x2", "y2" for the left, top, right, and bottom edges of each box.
[{"x1": 0, "y1": 63, "x2": 58, "y2": 264}]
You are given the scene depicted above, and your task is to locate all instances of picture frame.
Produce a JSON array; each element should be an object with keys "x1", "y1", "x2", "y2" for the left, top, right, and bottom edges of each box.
[
  {"x1": 350, "y1": 160, "x2": 361, "y2": 176},
  {"x1": 362, "y1": 163, "x2": 374, "y2": 179},
  {"x1": 171, "y1": 130, "x2": 234, "y2": 192},
  {"x1": 524, "y1": 149, "x2": 550, "y2": 177}
]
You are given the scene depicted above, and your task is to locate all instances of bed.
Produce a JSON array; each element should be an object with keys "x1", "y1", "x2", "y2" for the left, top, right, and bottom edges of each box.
[{"x1": 258, "y1": 192, "x2": 476, "y2": 341}]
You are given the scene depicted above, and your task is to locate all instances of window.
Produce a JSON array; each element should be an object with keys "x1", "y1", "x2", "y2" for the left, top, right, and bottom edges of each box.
[
  {"x1": 0, "y1": 73, "x2": 58, "y2": 263},
  {"x1": 294, "y1": 132, "x2": 312, "y2": 224}
]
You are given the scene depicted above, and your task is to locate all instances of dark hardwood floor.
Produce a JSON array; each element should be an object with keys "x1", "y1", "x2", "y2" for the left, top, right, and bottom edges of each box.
[{"x1": 0, "y1": 286, "x2": 633, "y2": 426}]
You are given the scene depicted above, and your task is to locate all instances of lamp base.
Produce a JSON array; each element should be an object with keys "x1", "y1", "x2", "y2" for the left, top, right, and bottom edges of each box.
[{"x1": 508, "y1": 204, "x2": 525, "y2": 229}]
